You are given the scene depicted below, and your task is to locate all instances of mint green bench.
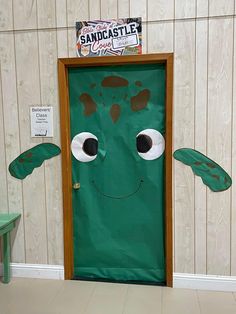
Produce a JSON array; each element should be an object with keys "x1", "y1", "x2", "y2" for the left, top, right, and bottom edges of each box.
[{"x1": 0, "y1": 213, "x2": 21, "y2": 283}]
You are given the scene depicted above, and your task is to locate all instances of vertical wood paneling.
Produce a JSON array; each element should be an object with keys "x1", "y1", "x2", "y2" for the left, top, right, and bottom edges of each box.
[
  {"x1": 118, "y1": 0, "x2": 130, "y2": 18},
  {"x1": 194, "y1": 19, "x2": 208, "y2": 274},
  {"x1": 56, "y1": 0, "x2": 68, "y2": 57},
  {"x1": 15, "y1": 31, "x2": 48, "y2": 264},
  {"x1": 142, "y1": 23, "x2": 147, "y2": 53},
  {"x1": 175, "y1": 0, "x2": 196, "y2": 19},
  {"x1": 0, "y1": 67, "x2": 5, "y2": 262},
  {"x1": 209, "y1": 0, "x2": 234, "y2": 17},
  {"x1": 0, "y1": 64, "x2": 8, "y2": 213},
  {"x1": 148, "y1": 22, "x2": 174, "y2": 53},
  {"x1": 207, "y1": 18, "x2": 233, "y2": 275},
  {"x1": 67, "y1": 0, "x2": 89, "y2": 27},
  {"x1": 57, "y1": 30, "x2": 69, "y2": 58},
  {"x1": 89, "y1": 0, "x2": 101, "y2": 20},
  {"x1": 68, "y1": 29, "x2": 77, "y2": 57},
  {"x1": 148, "y1": 0, "x2": 174, "y2": 21},
  {"x1": 0, "y1": 33, "x2": 25, "y2": 262},
  {"x1": 231, "y1": 17, "x2": 236, "y2": 276},
  {"x1": 56, "y1": 21, "x2": 69, "y2": 265},
  {"x1": 130, "y1": 0, "x2": 146, "y2": 21},
  {"x1": 13, "y1": 0, "x2": 37, "y2": 30},
  {"x1": 37, "y1": 0, "x2": 56, "y2": 29},
  {"x1": 197, "y1": 0, "x2": 209, "y2": 17},
  {"x1": 101, "y1": 0, "x2": 118, "y2": 19},
  {"x1": 174, "y1": 20, "x2": 195, "y2": 273},
  {"x1": 0, "y1": 1, "x2": 13, "y2": 30},
  {"x1": 38, "y1": 30, "x2": 63, "y2": 264},
  {"x1": 55, "y1": 0, "x2": 67, "y2": 27}
]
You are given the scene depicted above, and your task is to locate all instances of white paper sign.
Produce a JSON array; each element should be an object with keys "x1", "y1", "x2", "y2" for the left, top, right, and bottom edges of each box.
[
  {"x1": 112, "y1": 34, "x2": 138, "y2": 50},
  {"x1": 30, "y1": 106, "x2": 53, "y2": 137}
]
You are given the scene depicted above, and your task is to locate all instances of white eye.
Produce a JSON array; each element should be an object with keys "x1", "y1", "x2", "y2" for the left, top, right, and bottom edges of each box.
[
  {"x1": 136, "y1": 129, "x2": 165, "y2": 160},
  {"x1": 71, "y1": 132, "x2": 98, "y2": 162}
]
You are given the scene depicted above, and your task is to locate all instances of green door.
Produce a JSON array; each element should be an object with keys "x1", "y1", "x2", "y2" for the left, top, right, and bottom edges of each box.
[{"x1": 68, "y1": 63, "x2": 166, "y2": 284}]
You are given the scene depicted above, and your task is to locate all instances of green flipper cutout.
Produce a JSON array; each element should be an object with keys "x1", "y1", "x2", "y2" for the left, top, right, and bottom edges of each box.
[
  {"x1": 173, "y1": 148, "x2": 232, "y2": 192},
  {"x1": 9, "y1": 143, "x2": 61, "y2": 179}
]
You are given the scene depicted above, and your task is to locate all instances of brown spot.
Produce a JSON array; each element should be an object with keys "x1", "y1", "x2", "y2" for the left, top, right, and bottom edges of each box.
[
  {"x1": 99, "y1": 92, "x2": 102, "y2": 97},
  {"x1": 130, "y1": 89, "x2": 150, "y2": 112},
  {"x1": 90, "y1": 83, "x2": 96, "y2": 89},
  {"x1": 19, "y1": 158, "x2": 25, "y2": 163},
  {"x1": 206, "y1": 162, "x2": 216, "y2": 169},
  {"x1": 110, "y1": 104, "x2": 121, "y2": 123},
  {"x1": 79, "y1": 93, "x2": 97, "y2": 116},
  {"x1": 224, "y1": 177, "x2": 228, "y2": 184},
  {"x1": 135, "y1": 81, "x2": 142, "y2": 87},
  {"x1": 26, "y1": 152, "x2": 33, "y2": 158},
  {"x1": 102, "y1": 76, "x2": 129, "y2": 88},
  {"x1": 194, "y1": 161, "x2": 202, "y2": 166},
  {"x1": 212, "y1": 174, "x2": 220, "y2": 181}
]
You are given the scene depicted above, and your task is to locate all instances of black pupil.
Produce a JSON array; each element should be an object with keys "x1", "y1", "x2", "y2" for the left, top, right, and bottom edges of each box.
[
  {"x1": 136, "y1": 134, "x2": 152, "y2": 153},
  {"x1": 83, "y1": 138, "x2": 98, "y2": 156}
]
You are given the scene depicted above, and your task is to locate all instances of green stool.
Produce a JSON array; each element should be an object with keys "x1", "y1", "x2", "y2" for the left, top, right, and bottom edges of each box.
[{"x1": 0, "y1": 213, "x2": 21, "y2": 283}]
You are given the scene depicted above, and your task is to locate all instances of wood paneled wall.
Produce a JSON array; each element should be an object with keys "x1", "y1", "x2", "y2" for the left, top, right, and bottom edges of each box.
[{"x1": 0, "y1": 0, "x2": 235, "y2": 275}]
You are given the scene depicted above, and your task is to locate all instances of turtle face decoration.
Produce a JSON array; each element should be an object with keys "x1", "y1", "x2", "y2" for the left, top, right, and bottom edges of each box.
[
  {"x1": 70, "y1": 74, "x2": 166, "y2": 200},
  {"x1": 8, "y1": 74, "x2": 232, "y2": 194}
]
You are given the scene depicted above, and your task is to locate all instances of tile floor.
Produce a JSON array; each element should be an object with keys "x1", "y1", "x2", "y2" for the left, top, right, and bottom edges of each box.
[{"x1": 0, "y1": 278, "x2": 236, "y2": 314}]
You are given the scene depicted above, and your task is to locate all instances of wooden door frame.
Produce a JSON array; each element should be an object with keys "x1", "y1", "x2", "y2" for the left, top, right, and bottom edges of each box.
[{"x1": 58, "y1": 53, "x2": 173, "y2": 287}]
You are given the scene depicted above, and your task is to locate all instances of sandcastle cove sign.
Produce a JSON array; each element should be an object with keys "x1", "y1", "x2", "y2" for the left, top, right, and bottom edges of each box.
[{"x1": 76, "y1": 18, "x2": 142, "y2": 57}]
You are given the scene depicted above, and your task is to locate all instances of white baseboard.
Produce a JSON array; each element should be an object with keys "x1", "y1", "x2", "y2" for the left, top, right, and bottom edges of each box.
[
  {"x1": 1, "y1": 264, "x2": 236, "y2": 291},
  {"x1": 174, "y1": 273, "x2": 236, "y2": 292},
  {"x1": 0, "y1": 263, "x2": 64, "y2": 280}
]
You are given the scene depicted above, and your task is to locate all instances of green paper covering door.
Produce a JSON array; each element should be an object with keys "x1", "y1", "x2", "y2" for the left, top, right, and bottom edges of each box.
[{"x1": 68, "y1": 64, "x2": 166, "y2": 284}]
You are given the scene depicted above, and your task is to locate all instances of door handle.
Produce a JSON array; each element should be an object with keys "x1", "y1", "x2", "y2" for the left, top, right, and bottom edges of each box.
[{"x1": 73, "y1": 183, "x2": 80, "y2": 190}]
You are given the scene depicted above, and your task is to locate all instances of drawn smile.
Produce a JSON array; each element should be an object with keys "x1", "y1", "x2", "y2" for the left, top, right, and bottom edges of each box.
[{"x1": 91, "y1": 179, "x2": 144, "y2": 199}]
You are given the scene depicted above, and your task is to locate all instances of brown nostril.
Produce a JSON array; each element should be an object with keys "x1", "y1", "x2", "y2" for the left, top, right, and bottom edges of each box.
[{"x1": 110, "y1": 104, "x2": 121, "y2": 123}]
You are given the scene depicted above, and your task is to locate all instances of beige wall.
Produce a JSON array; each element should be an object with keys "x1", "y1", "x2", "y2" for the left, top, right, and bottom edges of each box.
[{"x1": 0, "y1": 0, "x2": 236, "y2": 276}]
